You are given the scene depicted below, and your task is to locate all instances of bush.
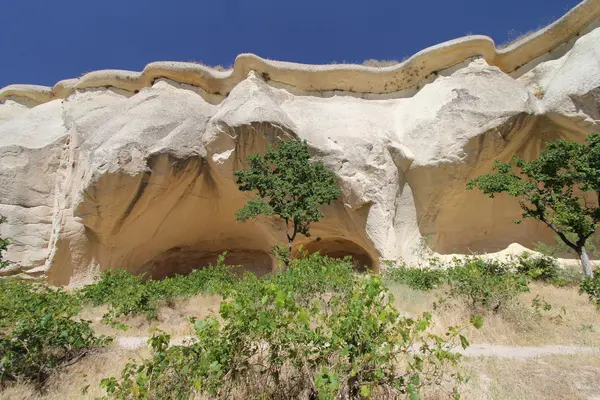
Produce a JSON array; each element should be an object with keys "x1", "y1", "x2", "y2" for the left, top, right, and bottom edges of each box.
[
  {"x1": 513, "y1": 252, "x2": 560, "y2": 282},
  {"x1": 101, "y1": 255, "x2": 477, "y2": 399},
  {"x1": 0, "y1": 216, "x2": 9, "y2": 270},
  {"x1": 384, "y1": 262, "x2": 446, "y2": 291},
  {"x1": 79, "y1": 255, "x2": 237, "y2": 322},
  {"x1": 580, "y1": 269, "x2": 600, "y2": 311},
  {"x1": 447, "y1": 257, "x2": 529, "y2": 312},
  {"x1": 0, "y1": 279, "x2": 110, "y2": 387}
]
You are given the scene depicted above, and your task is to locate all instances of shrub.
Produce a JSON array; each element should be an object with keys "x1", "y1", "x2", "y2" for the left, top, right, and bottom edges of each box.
[
  {"x1": 384, "y1": 262, "x2": 447, "y2": 291},
  {"x1": 0, "y1": 279, "x2": 110, "y2": 387},
  {"x1": 513, "y1": 252, "x2": 560, "y2": 282},
  {"x1": 79, "y1": 269, "x2": 165, "y2": 322},
  {"x1": 79, "y1": 255, "x2": 237, "y2": 322},
  {"x1": 580, "y1": 269, "x2": 600, "y2": 311},
  {"x1": 0, "y1": 216, "x2": 9, "y2": 270},
  {"x1": 0, "y1": 279, "x2": 80, "y2": 328},
  {"x1": 447, "y1": 257, "x2": 529, "y2": 312},
  {"x1": 101, "y1": 255, "x2": 477, "y2": 399}
]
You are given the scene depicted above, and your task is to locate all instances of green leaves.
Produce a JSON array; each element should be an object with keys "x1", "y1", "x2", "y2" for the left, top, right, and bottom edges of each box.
[
  {"x1": 0, "y1": 216, "x2": 9, "y2": 270},
  {"x1": 384, "y1": 262, "x2": 447, "y2": 291},
  {"x1": 234, "y1": 139, "x2": 341, "y2": 260},
  {"x1": 580, "y1": 269, "x2": 600, "y2": 310},
  {"x1": 468, "y1": 133, "x2": 600, "y2": 276},
  {"x1": 470, "y1": 315, "x2": 484, "y2": 330},
  {"x1": 78, "y1": 258, "x2": 237, "y2": 323},
  {"x1": 0, "y1": 279, "x2": 110, "y2": 387},
  {"x1": 235, "y1": 198, "x2": 274, "y2": 221},
  {"x1": 101, "y1": 254, "x2": 471, "y2": 399},
  {"x1": 446, "y1": 257, "x2": 530, "y2": 312}
]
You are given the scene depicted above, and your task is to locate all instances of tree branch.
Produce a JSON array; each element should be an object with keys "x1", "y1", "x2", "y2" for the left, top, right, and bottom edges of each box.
[{"x1": 539, "y1": 217, "x2": 579, "y2": 251}]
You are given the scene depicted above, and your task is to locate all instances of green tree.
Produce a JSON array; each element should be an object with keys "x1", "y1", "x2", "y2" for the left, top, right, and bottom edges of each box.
[
  {"x1": 0, "y1": 216, "x2": 9, "y2": 270},
  {"x1": 467, "y1": 133, "x2": 600, "y2": 277},
  {"x1": 234, "y1": 139, "x2": 341, "y2": 265}
]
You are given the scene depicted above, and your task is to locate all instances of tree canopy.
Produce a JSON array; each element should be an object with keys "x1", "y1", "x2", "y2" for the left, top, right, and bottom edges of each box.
[
  {"x1": 234, "y1": 139, "x2": 341, "y2": 264},
  {"x1": 467, "y1": 133, "x2": 600, "y2": 276}
]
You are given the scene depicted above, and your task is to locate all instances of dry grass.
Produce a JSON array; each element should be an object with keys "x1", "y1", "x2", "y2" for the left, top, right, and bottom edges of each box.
[
  {"x1": 497, "y1": 27, "x2": 542, "y2": 49},
  {"x1": 389, "y1": 282, "x2": 600, "y2": 346},
  {"x1": 184, "y1": 60, "x2": 233, "y2": 71},
  {"x1": 0, "y1": 347, "x2": 149, "y2": 400},
  {"x1": 361, "y1": 59, "x2": 401, "y2": 68},
  {"x1": 81, "y1": 294, "x2": 223, "y2": 337},
  {"x1": 2, "y1": 283, "x2": 599, "y2": 399},
  {"x1": 457, "y1": 354, "x2": 600, "y2": 400},
  {"x1": 5, "y1": 351, "x2": 598, "y2": 400}
]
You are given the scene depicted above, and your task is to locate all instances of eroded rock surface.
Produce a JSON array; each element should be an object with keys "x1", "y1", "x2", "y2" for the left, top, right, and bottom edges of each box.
[{"x1": 2, "y1": 4, "x2": 600, "y2": 285}]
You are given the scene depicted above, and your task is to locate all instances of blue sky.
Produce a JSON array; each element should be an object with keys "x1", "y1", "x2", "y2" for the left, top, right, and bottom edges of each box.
[{"x1": 0, "y1": 0, "x2": 581, "y2": 88}]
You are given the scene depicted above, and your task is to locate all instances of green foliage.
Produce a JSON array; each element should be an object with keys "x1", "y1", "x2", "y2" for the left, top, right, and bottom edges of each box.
[
  {"x1": 535, "y1": 234, "x2": 600, "y2": 258},
  {"x1": 580, "y1": 269, "x2": 600, "y2": 311},
  {"x1": 0, "y1": 279, "x2": 110, "y2": 387},
  {"x1": 0, "y1": 216, "x2": 9, "y2": 270},
  {"x1": 446, "y1": 257, "x2": 530, "y2": 312},
  {"x1": 101, "y1": 255, "x2": 476, "y2": 399},
  {"x1": 384, "y1": 262, "x2": 447, "y2": 291},
  {"x1": 512, "y1": 252, "x2": 560, "y2": 283},
  {"x1": 79, "y1": 256, "x2": 236, "y2": 322},
  {"x1": 467, "y1": 133, "x2": 600, "y2": 276},
  {"x1": 234, "y1": 139, "x2": 341, "y2": 261}
]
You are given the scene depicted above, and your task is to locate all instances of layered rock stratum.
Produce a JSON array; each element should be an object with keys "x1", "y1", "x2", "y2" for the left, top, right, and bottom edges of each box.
[{"x1": 2, "y1": 0, "x2": 600, "y2": 285}]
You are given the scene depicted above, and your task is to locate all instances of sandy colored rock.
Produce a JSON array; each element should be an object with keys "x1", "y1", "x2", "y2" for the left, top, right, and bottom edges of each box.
[{"x1": 1, "y1": 3, "x2": 600, "y2": 285}]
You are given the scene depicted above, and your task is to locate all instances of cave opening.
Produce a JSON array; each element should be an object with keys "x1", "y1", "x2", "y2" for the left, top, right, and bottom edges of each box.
[
  {"x1": 136, "y1": 247, "x2": 274, "y2": 280},
  {"x1": 297, "y1": 238, "x2": 376, "y2": 272}
]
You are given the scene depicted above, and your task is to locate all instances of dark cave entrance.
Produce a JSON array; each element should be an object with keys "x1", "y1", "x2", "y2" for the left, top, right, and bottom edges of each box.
[
  {"x1": 136, "y1": 247, "x2": 274, "y2": 279},
  {"x1": 297, "y1": 238, "x2": 376, "y2": 272}
]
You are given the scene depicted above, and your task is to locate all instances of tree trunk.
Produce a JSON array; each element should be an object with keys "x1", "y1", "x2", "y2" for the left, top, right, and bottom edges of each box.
[
  {"x1": 286, "y1": 238, "x2": 293, "y2": 270},
  {"x1": 579, "y1": 246, "x2": 594, "y2": 277}
]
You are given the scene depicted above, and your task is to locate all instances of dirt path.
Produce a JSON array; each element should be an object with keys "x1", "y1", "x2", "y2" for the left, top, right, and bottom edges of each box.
[
  {"x1": 457, "y1": 343, "x2": 599, "y2": 358},
  {"x1": 116, "y1": 336, "x2": 600, "y2": 358}
]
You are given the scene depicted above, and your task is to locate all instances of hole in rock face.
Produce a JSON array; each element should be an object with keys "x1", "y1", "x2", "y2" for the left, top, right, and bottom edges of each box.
[
  {"x1": 137, "y1": 247, "x2": 274, "y2": 280},
  {"x1": 298, "y1": 238, "x2": 375, "y2": 272}
]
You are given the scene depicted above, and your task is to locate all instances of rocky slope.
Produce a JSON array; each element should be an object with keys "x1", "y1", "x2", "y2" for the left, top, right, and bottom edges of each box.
[{"x1": 1, "y1": 0, "x2": 600, "y2": 285}]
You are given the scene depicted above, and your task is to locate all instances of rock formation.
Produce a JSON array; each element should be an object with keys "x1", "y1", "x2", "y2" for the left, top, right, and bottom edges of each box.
[{"x1": 1, "y1": 0, "x2": 600, "y2": 285}]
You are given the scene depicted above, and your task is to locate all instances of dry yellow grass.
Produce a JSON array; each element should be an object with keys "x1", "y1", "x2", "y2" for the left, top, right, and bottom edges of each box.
[
  {"x1": 389, "y1": 282, "x2": 600, "y2": 346},
  {"x1": 2, "y1": 284, "x2": 599, "y2": 399},
  {"x1": 80, "y1": 294, "x2": 223, "y2": 337},
  {"x1": 0, "y1": 347, "x2": 149, "y2": 400},
  {"x1": 459, "y1": 354, "x2": 600, "y2": 400}
]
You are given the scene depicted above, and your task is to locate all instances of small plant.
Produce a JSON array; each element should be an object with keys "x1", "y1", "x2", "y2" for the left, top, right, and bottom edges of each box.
[
  {"x1": 531, "y1": 294, "x2": 552, "y2": 314},
  {"x1": 0, "y1": 216, "x2": 9, "y2": 270},
  {"x1": 234, "y1": 139, "x2": 341, "y2": 266},
  {"x1": 513, "y1": 252, "x2": 560, "y2": 283},
  {"x1": 79, "y1": 269, "x2": 164, "y2": 324},
  {"x1": 384, "y1": 261, "x2": 447, "y2": 291},
  {"x1": 533, "y1": 85, "x2": 545, "y2": 99},
  {"x1": 580, "y1": 268, "x2": 600, "y2": 310}
]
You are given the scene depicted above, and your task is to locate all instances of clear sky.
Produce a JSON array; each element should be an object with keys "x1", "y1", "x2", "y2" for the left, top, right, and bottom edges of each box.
[{"x1": 0, "y1": 0, "x2": 581, "y2": 88}]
